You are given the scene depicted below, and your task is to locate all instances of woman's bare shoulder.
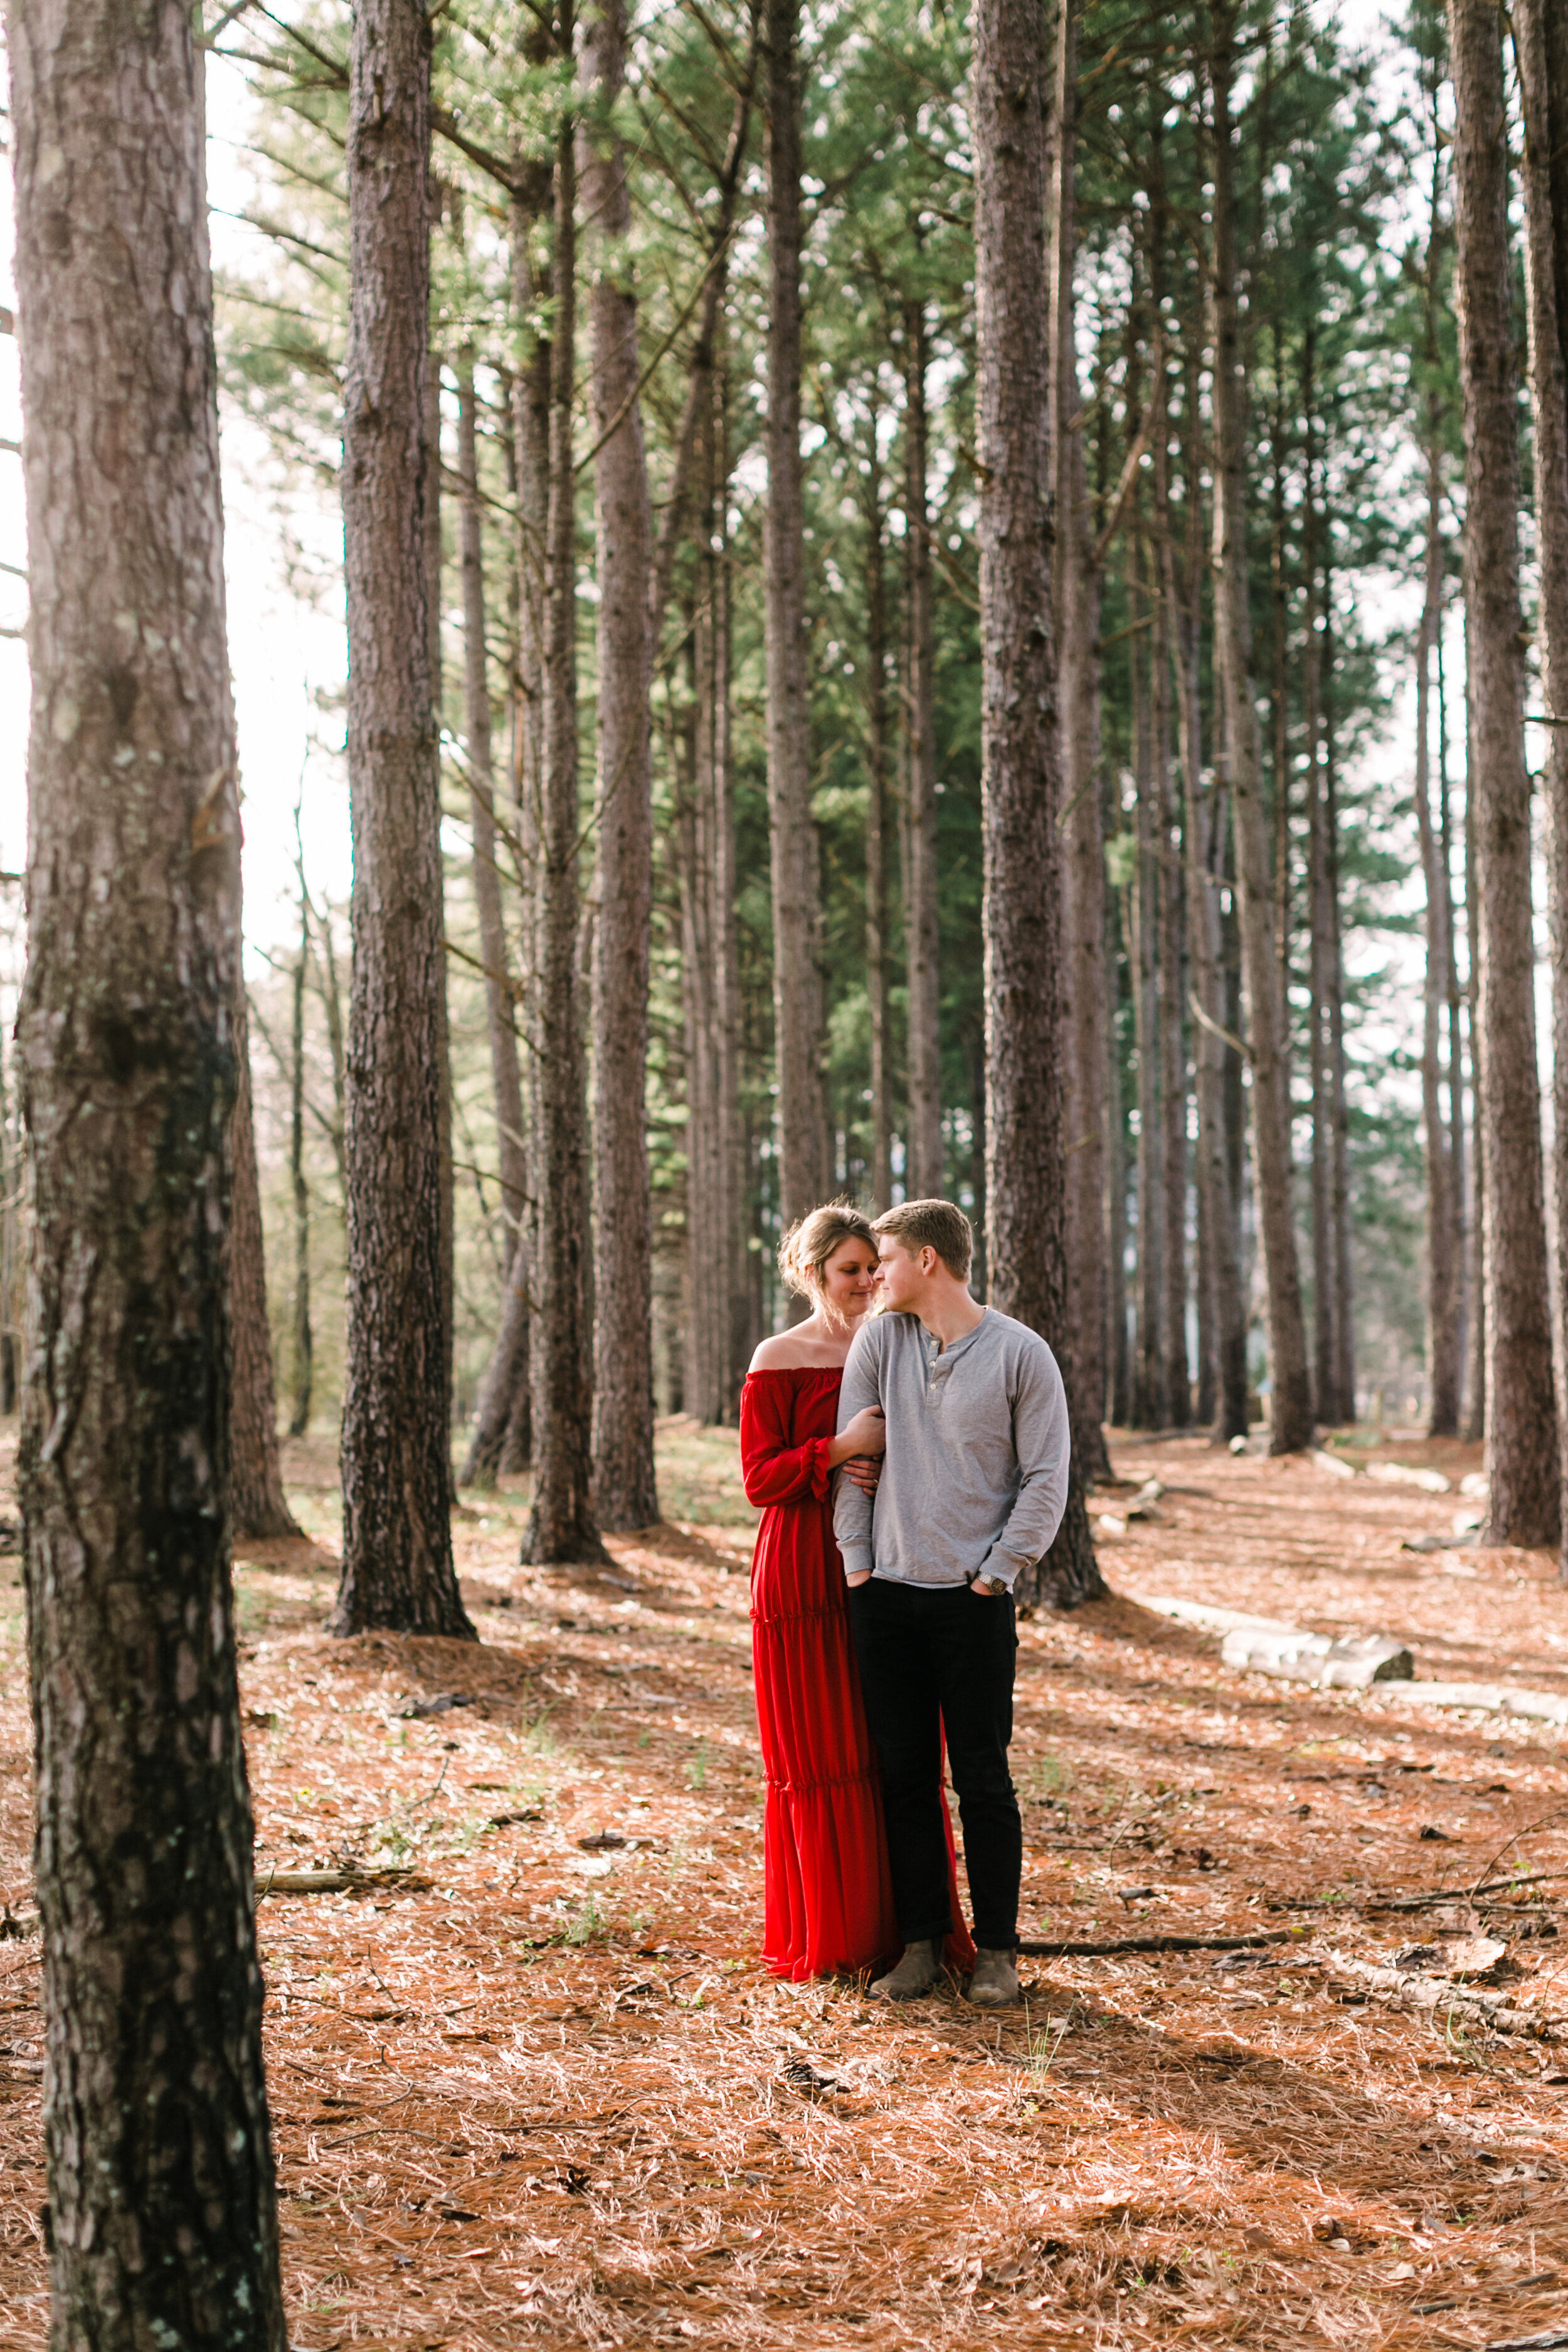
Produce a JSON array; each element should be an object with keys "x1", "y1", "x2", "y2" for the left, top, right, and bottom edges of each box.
[{"x1": 748, "y1": 1329, "x2": 842, "y2": 1374}]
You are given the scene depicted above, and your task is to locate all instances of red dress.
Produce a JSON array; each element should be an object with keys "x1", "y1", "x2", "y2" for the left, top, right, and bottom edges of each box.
[{"x1": 742, "y1": 1366, "x2": 977, "y2": 1982}]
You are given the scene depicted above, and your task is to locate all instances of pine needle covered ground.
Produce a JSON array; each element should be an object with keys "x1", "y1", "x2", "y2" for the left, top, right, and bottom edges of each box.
[{"x1": 4, "y1": 1426, "x2": 1568, "y2": 2349}]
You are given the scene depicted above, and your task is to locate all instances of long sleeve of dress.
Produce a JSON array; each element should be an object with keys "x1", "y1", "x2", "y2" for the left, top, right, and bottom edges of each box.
[{"x1": 740, "y1": 1376, "x2": 833, "y2": 1507}]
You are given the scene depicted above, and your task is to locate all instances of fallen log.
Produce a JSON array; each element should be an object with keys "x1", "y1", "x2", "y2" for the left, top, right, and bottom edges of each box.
[
  {"x1": 255, "y1": 1868, "x2": 431, "y2": 1897},
  {"x1": 1326, "y1": 1949, "x2": 1563, "y2": 2036}
]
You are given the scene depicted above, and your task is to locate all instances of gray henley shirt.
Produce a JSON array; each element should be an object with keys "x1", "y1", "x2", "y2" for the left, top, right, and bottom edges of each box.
[{"x1": 832, "y1": 1306, "x2": 1071, "y2": 1592}]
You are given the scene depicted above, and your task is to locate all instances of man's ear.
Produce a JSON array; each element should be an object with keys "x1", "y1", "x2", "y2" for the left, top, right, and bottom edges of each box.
[{"x1": 919, "y1": 1244, "x2": 938, "y2": 1275}]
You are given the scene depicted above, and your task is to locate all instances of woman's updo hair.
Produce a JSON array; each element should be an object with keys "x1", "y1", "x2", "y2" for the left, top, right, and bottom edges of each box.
[{"x1": 776, "y1": 1200, "x2": 877, "y2": 1301}]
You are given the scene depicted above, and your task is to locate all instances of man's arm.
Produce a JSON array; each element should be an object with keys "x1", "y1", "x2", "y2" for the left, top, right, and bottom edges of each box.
[
  {"x1": 832, "y1": 1322, "x2": 882, "y2": 1581},
  {"x1": 983, "y1": 1339, "x2": 1071, "y2": 1587}
]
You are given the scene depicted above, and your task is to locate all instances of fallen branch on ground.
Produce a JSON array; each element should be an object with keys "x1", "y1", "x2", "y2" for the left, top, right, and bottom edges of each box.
[
  {"x1": 1269, "y1": 1869, "x2": 1568, "y2": 1915},
  {"x1": 1019, "y1": 1927, "x2": 1309, "y2": 1958}
]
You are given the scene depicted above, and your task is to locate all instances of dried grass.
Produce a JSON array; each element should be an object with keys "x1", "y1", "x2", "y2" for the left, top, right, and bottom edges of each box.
[{"x1": 1, "y1": 1428, "x2": 1568, "y2": 2347}]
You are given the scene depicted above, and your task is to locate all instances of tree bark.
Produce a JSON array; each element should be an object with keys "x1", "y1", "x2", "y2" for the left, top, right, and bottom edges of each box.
[
  {"x1": 1207, "y1": 2, "x2": 1313, "y2": 1456},
  {"x1": 455, "y1": 352, "x2": 531, "y2": 1491},
  {"x1": 1150, "y1": 344, "x2": 1190, "y2": 1432},
  {"x1": 524, "y1": 49, "x2": 608, "y2": 1565},
  {"x1": 1107, "y1": 867, "x2": 1132, "y2": 1429},
  {"x1": 865, "y1": 437, "x2": 894, "y2": 1215},
  {"x1": 1439, "y1": 622, "x2": 1469, "y2": 1421},
  {"x1": 1515, "y1": 0, "x2": 1568, "y2": 1569},
  {"x1": 230, "y1": 987, "x2": 303, "y2": 1539},
  {"x1": 583, "y1": 0, "x2": 659, "y2": 1531},
  {"x1": 677, "y1": 337, "x2": 746, "y2": 1425},
  {"x1": 1303, "y1": 339, "x2": 1345, "y2": 1427},
  {"x1": 973, "y1": 0, "x2": 1104, "y2": 1608},
  {"x1": 333, "y1": 0, "x2": 473, "y2": 1636},
  {"x1": 1128, "y1": 561, "x2": 1164, "y2": 1429},
  {"x1": 1052, "y1": 0, "x2": 1110, "y2": 1475},
  {"x1": 1449, "y1": 0, "x2": 1560, "y2": 1545},
  {"x1": 1414, "y1": 386, "x2": 1461, "y2": 1436},
  {"x1": 1050, "y1": 0, "x2": 1110, "y2": 1473},
  {"x1": 1321, "y1": 601, "x2": 1356, "y2": 1422},
  {"x1": 1463, "y1": 633, "x2": 1488, "y2": 1444},
  {"x1": 1169, "y1": 334, "x2": 1246, "y2": 1442},
  {"x1": 11, "y1": 0, "x2": 286, "y2": 2334},
  {"x1": 287, "y1": 879, "x2": 312, "y2": 1441},
  {"x1": 763, "y1": 0, "x2": 826, "y2": 1229},
  {"x1": 902, "y1": 299, "x2": 943, "y2": 1200}
]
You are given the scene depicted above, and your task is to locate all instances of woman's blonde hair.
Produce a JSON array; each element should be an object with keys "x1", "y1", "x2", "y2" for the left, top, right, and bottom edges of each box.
[{"x1": 776, "y1": 1200, "x2": 877, "y2": 1301}]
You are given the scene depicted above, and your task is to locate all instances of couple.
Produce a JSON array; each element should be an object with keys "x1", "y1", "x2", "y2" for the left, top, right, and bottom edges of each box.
[{"x1": 740, "y1": 1197, "x2": 1070, "y2": 2006}]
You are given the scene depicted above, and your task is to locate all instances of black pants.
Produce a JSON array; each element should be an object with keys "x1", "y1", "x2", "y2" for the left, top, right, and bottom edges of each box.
[{"x1": 848, "y1": 1576, "x2": 1021, "y2": 1951}]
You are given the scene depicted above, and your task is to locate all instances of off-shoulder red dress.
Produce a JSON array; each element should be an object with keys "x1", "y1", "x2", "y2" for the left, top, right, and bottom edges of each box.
[{"x1": 741, "y1": 1366, "x2": 976, "y2": 1982}]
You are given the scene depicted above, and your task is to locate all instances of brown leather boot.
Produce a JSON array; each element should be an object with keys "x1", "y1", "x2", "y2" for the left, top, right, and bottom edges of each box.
[
  {"x1": 867, "y1": 1939, "x2": 941, "y2": 2001},
  {"x1": 966, "y1": 1947, "x2": 1021, "y2": 2006}
]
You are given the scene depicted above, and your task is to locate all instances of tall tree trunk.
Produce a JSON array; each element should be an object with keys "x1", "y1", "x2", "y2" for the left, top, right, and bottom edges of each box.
[
  {"x1": 1463, "y1": 636, "x2": 1488, "y2": 1444},
  {"x1": 427, "y1": 359, "x2": 457, "y2": 1422},
  {"x1": 1052, "y1": 0, "x2": 1110, "y2": 1476},
  {"x1": 1303, "y1": 341, "x2": 1343, "y2": 1425},
  {"x1": 288, "y1": 882, "x2": 312, "y2": 1441},
  {"x1": 712, "y1": 394, "x2": 749, "y2": 1415},
  {"x1": 11, "y1": 0, "x2": 286, "y2": 2333},
  {"x1": 584, "y1": 0, "x2": 659, "y2": 1530},
  {"x1": 1207, "y1": 2, "x2": 1313, "y2": 1456},
  {"x1": 673, "y1": 294, "x2": 746, "y2": 1424},
  {"x1": 1150, "y1": 373, "x2": 1190, "y2": 1431},
  {"x1": 763, "y1": 0, "x2": 825, "y2": 1229},
  {"x1": 524, "y1": 51, "x2": 608, "y2": 1565},
  {"x1": 973, "y1": 0, "x2": 1104, "y2": 1608},
  {"x1": 1322, "y1": 597, "x2": 1357, "y2": 1421},
  {"x1": 502, "y1": 73, "x2": 558, "y2": 1486},
  {"x1": 1449, "y1": 0, "x2": 1560, "y2": 1545},
  {"x1": 228, "y1": 978, "x2": 303, "y2": 1539},
  {"x1": 677, "y1": 656, "x2": 719, "y2": 1420},
  {"x1": 1415, "y1": 387, "x2": 1461, "y2": 1435},
  {"x1": 1515, "y1": 0, "x2": 1568, "y2": 1570},
  {"x1": 1107, "y1": 870, "x2": 1132, "y2": 1428},
  {"x1": 333, "y1": 0, "x2": 472, "y2": 1637},
  {"x1": 1170, "y1": 339, "x2": 1246, "y2": 1441},
  {"x1": 866, "y1": 435, "x2": 894, "y2": 1215},
  {"x1": 902, "y1": 299, "x2": 943, "y2": 1200},
  {"x1": 1128, "y1": 581, "x2": 1164, "y2": 1429},
  {"x1": 1439, "y1": 622, "x2": 1469, "y2": 1419},
  {"x1": 456, "y1": 352, "x2": 531, "y2": 1491}
]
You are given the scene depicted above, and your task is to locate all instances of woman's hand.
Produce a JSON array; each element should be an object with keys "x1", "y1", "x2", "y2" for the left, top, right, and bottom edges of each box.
[
  {"x1": 828, "y1": 1406, "x2": 886, "y2": 1468},
  {"x1": 840, "y1": 1454, "x2": 881, "y2": 1497}
]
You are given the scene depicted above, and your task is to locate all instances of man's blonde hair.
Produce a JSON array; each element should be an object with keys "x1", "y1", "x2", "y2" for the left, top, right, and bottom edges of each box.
[{"x1": 872, "y1": 1198, "x2": 973, "y2": 1281}]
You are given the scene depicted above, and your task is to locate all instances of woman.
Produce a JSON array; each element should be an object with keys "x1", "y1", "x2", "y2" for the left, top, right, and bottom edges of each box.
[{"x1": 741, "y1": 1202, "x2": 975, "y2": 1982}]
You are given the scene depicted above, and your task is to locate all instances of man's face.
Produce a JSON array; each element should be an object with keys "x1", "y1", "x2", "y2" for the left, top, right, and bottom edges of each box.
[{"x1": 875, "y1": 1234, "x2": 930, "y2": 1313}]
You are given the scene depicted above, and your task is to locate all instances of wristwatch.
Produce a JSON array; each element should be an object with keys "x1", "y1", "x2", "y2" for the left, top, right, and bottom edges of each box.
[{"x1": 972, "y1": 1574, "x2": 1009, "y2": 1597}]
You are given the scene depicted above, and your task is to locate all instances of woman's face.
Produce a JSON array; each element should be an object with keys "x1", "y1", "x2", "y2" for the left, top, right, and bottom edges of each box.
[{"x1": 818, "y1": 1237, "x2": 881, "y2": 1323}]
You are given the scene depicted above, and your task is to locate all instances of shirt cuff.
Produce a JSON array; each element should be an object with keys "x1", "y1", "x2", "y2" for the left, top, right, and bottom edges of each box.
[{"x1": 839, "y1": 1542, "x2": 873, "y2": 1582}]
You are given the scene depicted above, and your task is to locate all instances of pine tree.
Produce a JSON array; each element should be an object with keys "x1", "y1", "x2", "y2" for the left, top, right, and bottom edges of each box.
[
  {"x1": 333, "y1": 0, "x2": 474, "y2": 1634},
  {"x1": 1449, "y1": 0, "x2": 1560, "y2": 1545},
  {"x1": 973, "y1": 0, "x2": 1104, "y2": 1606},
  {"x1": 11, "y1": 0, "x2": 285, "y2": 2331}
]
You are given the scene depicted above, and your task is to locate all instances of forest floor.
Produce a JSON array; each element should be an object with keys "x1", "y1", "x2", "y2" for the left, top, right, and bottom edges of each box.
[{"x1": 5, "y1": 1424, "x2": 1568, "y2": 2349}]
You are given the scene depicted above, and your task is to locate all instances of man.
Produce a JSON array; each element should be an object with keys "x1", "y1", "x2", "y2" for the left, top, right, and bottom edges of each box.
[{"x1": 834, "y1": 1199, "x2": 1069, "y2": 2006}]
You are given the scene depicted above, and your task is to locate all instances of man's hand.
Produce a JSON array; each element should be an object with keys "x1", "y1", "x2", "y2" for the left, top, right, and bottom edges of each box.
[
  {"x1": 970, "y1": 1574, "x2": 1009, "y2": 1597},
  {"x1": 845, "y1": 1570, "x2": 872, "y2": 1588},
  {"x1": 840, "y1": 1454, "x2": 881, "y2": 1497}
]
